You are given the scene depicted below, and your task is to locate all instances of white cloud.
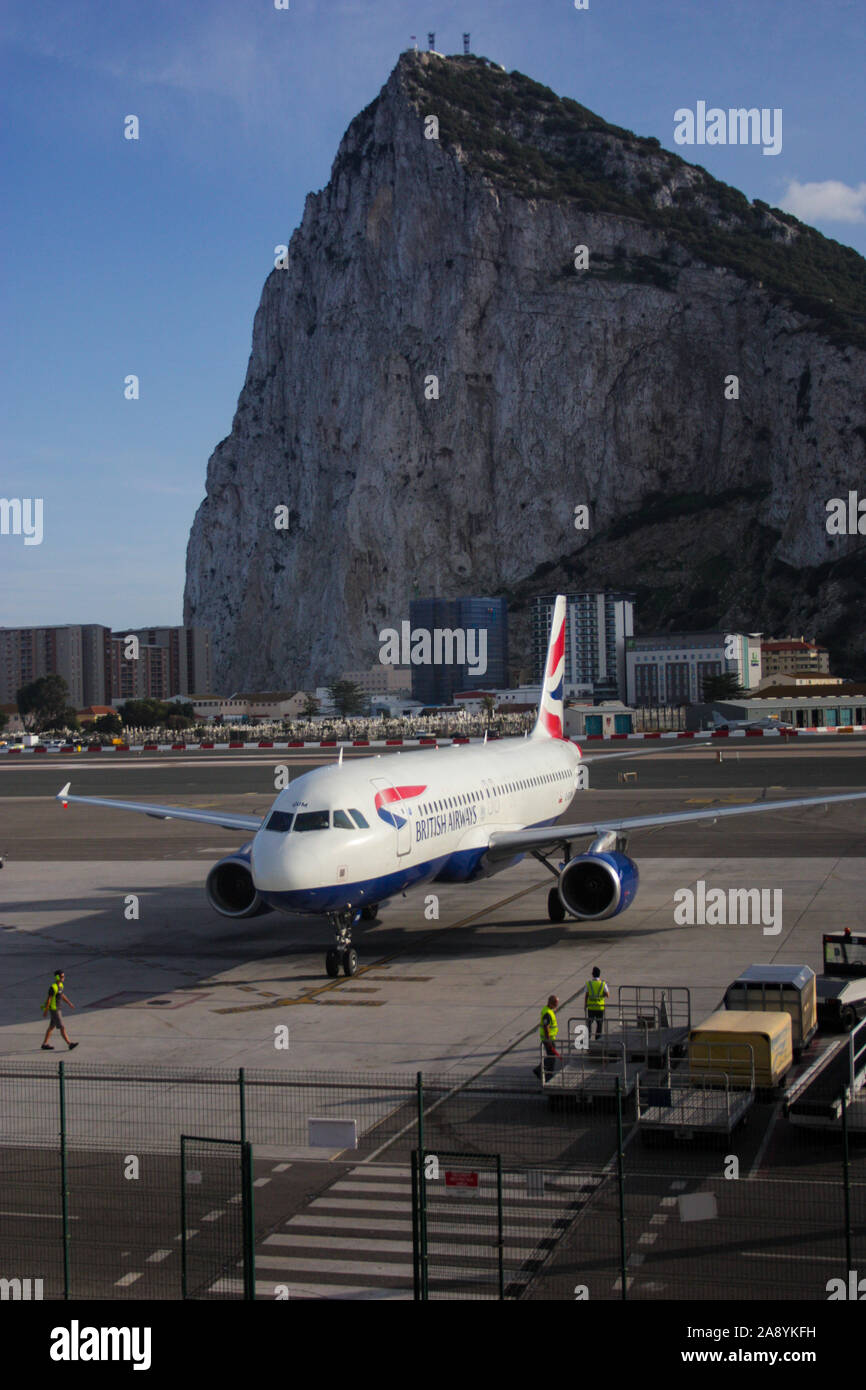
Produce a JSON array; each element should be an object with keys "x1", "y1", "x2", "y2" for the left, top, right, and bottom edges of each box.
[{"x1": 780, "y1": 179, "x2": 866, "y2": 225}]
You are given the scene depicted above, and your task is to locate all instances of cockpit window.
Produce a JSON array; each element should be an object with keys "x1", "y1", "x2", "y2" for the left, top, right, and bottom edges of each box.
[
  {"x1": 265, "y1": 810, "x2": 294, "y2": 832},
  {"x1": 333, "y1": 809, "x2": 354, "y2": 830},
  {"x1": 293, "y1": 810, "x2": 330, "y2": 832},
  {"x1": 348, "y1": 808, "x2": 369, "y2": 828}
]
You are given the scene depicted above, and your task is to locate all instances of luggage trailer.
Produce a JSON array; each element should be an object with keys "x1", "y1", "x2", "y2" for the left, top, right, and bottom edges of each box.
[
  {"x1": 539, "y1": 986, "x2": 691, "y2": 1106},
  {"x1": 636, "y1": 1042, "x2": 756, "y2": 1141}
]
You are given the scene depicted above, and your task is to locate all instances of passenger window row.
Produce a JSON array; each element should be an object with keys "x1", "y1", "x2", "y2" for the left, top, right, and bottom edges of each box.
[{"x1": 416, "y1": 768, "x2": 569, "y2": 817}]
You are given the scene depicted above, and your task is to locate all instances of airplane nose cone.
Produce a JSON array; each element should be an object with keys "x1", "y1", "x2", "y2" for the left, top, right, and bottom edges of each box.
[{"x1": 251, "y1": 832, "x2": 288, "y2": 891}]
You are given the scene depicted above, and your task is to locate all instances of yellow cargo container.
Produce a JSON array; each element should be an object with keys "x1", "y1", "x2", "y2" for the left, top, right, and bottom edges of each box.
[{"x1": 689, "y1": 1010, "x2": 792, "y2": 1088}]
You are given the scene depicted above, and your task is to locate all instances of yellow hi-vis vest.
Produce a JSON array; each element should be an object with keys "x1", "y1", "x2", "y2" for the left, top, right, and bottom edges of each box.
[
  {"x1": 586, "y1": 979, "x2": 606, "y2": 1011},
  {"x1": 48, "y1": 980, "x2": 61, "y2": 1011},
  {"x1": 539, "y1": 1007, "x2": 558, "y2": 1041}
]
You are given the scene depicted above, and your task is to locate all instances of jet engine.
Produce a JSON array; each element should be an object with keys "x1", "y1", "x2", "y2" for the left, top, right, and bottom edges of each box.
[
  {"x1": 206, "y1": 845, "x2": 272, "y2": 919},
  {"x1": 557, "y1": 850, "x2": 639, "y2": 921}
]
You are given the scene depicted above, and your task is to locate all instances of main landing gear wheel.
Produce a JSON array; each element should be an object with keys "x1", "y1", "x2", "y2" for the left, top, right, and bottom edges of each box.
[
  {"x1": 342, "y1": 948, "x2": 359, "y2": 977},
  {"x1": 548, "y1": 887, "x2": 566, "y2": 923},
  {"x1": 325, "y1": 948, "x2": 341, "y2": 978},
  {"x1": 360, "y1": 905, "x2": 378, "y2": 922}
]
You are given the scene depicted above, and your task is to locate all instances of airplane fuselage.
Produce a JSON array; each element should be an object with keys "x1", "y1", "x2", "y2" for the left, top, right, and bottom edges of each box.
[{"x1": 251, "y1": 737, "x2": 583, "y2": 915}]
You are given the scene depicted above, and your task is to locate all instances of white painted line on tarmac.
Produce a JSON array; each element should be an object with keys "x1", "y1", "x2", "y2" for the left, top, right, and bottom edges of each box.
[
  {"x1": 115, "y1": 1272, "x2": 142, "y2": 1286},
  {"x1": 749, "y1": 1100, "x2": 782, "y2": 1177},
  {"x1": 146, "y1": 1249, "x2": 172, "y2": 1263},
  {"x1": 254, "y1": 1177, "x2": 271, "y2": 1187},
  {"x1": 272, "y1": 1163, "x2": 292, "y2": 1172},
  {"x1": 0, "y1": 1210, "x2": 80, "y2": 1220},
  {"x1": 255, "y1": 1255, "x2": 415, "y2": 1278},
  {"x1": 288, "y1": 1215, "x2": 411, "y2": 1233},
  {"x1": 201, "y1": 1210, "x2": 225, "y2": 1222},
  {"x1": 173, "y1": 1230, "x2": 198, "y2": 1240},
  {"x1": 309, "y1": 1196, "x2": 555, "y2": 1223},
  {"x1": 330, "y1": 1181, "x2": 410, "y2": 1195},
  {"x1": 265, "y1": 1234, "x2": 415, "y2": 1255},
  {"x1": 741, "y1": 1251, "x2": 840, "y2": 1262},
  {"x1": 209, "y1": 1277, "x2": 413, "y2": 1299}
]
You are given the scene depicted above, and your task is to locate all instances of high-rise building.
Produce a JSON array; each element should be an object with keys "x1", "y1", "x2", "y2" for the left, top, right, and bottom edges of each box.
[
  {"x1": 0, "y1": 625, "x2": 112, "y2": 708},
  {"x1": 626, "y1": 632, "x2": 762, "y2": 706},
  {"x1": 111, "y1": 626, "x2": 212, "y2": 698},
  {"x1": 407, "y1": 597, "x2": 508, "y2": 706},
  {"x1": 532, "y1": 593, "x2": 634, "y2": 700},
  {"x1": 111, "y1": 639, "x2": 168, "y2": 701}
]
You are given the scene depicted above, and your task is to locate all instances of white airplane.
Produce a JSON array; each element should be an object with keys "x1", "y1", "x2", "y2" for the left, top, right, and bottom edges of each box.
[{"x1": 57, "y1": 596, "x2": 866, "y2": 977}]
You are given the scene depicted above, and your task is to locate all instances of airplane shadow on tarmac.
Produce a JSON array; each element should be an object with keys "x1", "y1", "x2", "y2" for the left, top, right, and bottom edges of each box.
[{"x1": 0, "y1": 874, "x2": 683, "y2": 1031}]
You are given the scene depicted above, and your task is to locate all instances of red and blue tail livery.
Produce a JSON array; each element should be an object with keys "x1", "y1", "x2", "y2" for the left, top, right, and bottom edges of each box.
[{"x1": 534, "y1": 594, "x2": 566, "y2": 740}]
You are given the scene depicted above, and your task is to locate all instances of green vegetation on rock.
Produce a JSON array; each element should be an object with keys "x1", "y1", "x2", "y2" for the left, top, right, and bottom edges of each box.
[{"x1": 401, "y1": 55, "x2": 866, "y2": 348}]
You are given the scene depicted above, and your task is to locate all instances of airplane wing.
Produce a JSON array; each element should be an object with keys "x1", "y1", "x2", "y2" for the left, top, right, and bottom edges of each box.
[
  {"x1": 56, "y1": 783, "x2": 263, "y2": 834},
  {"x1": 486, "y1": 790, "x2": 866, "y2": 861}
]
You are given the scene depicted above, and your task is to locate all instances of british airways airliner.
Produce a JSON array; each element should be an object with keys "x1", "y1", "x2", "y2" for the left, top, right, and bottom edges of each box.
[{"x1": 57, "y1": 596, "x2": 866, "y2": 977}]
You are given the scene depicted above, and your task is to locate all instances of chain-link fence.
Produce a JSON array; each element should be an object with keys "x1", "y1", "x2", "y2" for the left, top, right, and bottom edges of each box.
[{"x1": 1, "y1": 1056, "x2": 864, "y2": 1300}]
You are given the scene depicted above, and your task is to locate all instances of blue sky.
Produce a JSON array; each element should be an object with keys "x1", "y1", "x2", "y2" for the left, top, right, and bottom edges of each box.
[{"x1": 1, "y1": 0, "x2": 863, "y2": 629}]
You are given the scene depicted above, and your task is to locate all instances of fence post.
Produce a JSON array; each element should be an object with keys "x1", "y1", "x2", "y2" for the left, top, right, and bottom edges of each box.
[
  {"x1": 239, "y1": 1067, "x2": 247, "y2": 1145},
  {"x1": 411, "y1": 1151, "x2": 421, "y2": 1301},
  {"x1": 59, "y1": 1061, "x2": 70, "y2": 1300},
  {"x1": 416, "y1": 1073, "x2": 428, "y2": 1300},
  {"x1": 496, "y1": 1154, "x2": 505, "y2": 1301},
  {"x1": 616, "y1": 1075, "x2": 627, "y2": 1301},
  {"x1": 180, "y1": 1136, "x2": 188, "y2": 1299},
  {"x1": 242, "y1": 1140, "x2": 256, "y2": 1301},
  {"x1": 842, "y1": 1088, "x2": 852, "y2": 1275}
]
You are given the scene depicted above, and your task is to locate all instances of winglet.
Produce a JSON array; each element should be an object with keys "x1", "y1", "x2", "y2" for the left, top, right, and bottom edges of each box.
[{"x1": 57, "y1": 782, "x2": 71, "y2": 806}]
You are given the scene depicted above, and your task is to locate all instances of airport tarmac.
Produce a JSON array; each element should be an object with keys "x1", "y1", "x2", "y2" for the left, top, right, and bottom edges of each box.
[
  {"x1": 2, "y1": 740, "x2": 865, "y2": 1300},
  {"x1": 1, "y1": 741, "x2": 864, "y2": 1072}
]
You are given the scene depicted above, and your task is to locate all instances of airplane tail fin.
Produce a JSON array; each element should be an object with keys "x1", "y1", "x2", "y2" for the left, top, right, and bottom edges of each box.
[
  {"x1": 532, "y1": 595, "x2": 566, "y2": 740},
  {"x1": 710, "y1": 710, "x2": 725, "y2": 727}
]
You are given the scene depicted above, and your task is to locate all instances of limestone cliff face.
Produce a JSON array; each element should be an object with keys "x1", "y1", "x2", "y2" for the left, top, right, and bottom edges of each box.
[{"x1": 184, "y1": 53, "x2": 866, "y2": 690}]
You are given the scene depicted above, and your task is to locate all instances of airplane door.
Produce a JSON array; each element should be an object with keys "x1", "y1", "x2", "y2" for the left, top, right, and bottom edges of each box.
[
  {"x1": 484, "y1": 777, "x2": 500, "y2": 815},
  {"x1": 370, "y1": 778, "x2": 412, "y2": 857}
]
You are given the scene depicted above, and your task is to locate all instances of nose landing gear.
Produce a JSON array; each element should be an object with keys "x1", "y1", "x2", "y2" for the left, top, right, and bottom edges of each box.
[{"x1": 325, "y1": 909, "x2": 361, "y2": 978}]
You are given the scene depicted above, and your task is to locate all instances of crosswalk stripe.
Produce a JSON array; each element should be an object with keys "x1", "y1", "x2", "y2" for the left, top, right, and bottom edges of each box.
[
  {"x1": 256, "y1": 1255, "x2": 415, "y2": 1278},
  {"x1": 288, "y1": 1214, "x2": 411, "y2": 1233},
  {"x1": 222, "y1": 1161, "x2": 604, "y2": 1301}
]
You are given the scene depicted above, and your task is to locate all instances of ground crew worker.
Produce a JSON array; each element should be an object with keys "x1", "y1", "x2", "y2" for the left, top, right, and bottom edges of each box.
[
  {"x1": 41, "y1": 969, "x2": 78, "y2": 1051},
  {"x1": 584, "y1": 967, "x2": 609, "y2": 1038},
  {"x1": 533, "y1": 994, "x2": 560, "y2": 1082}
]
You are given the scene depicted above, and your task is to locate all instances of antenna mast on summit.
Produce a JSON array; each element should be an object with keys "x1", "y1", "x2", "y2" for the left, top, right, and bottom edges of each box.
[
  {"x1": 463, "y1": 33, "x2": 470, "y2": 55},
  {"x1": 428, "y1": 32, "x2": 435, "y2": 52}
]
